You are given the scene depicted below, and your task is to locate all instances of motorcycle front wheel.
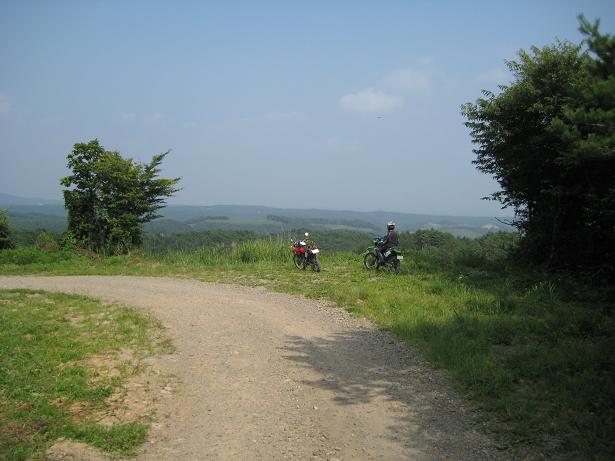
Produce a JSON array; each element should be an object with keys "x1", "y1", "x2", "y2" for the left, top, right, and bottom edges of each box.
[
  {"x1": 363, "y1": 252, "x2": 378, "y2": 269},
  {"x1": 391, "y1": 259, "x2": 400, "y2": 273},
  {"x1": 312, "y1": 258, "x2": 321, "y2": 272},
  {"x1": 293, "y1": 254, "x2": 305, "y2": 269}
]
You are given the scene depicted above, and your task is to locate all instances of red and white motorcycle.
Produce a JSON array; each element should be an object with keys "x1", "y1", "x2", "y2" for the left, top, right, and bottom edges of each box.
[{"x1": 289, "y1": 232, "x2": 321, "y2": 272}]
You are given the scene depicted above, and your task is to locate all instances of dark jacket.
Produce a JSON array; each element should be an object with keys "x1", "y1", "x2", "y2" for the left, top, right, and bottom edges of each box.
[{"x1": 382, "y1": 229, "x2": 399, "y2": 249}]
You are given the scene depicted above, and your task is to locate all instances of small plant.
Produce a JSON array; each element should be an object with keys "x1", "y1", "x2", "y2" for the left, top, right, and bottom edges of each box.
[{"x1": 60, "y1": 230, "x2": 78, "y2": 251}]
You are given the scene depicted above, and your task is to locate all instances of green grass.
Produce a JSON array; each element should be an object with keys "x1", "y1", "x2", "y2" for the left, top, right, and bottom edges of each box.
[
  {"x1": 0, "y1": 289, "x2": 171, "y2": 461},
  {"x1": 1, "y1": 243, "x2": 614, "y2": 459}
]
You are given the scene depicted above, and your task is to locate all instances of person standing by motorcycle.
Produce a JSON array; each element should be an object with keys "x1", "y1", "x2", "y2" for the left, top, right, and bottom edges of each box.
[
  {"x1": 377, "y1": 222, "x2": 399, "y2": 262},
  {"x1": 302, "y1": 232, "x2": 311, "y2": 261}
]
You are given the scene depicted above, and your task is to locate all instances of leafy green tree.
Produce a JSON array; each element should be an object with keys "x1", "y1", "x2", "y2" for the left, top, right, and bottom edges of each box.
[
  {"x1": 0, "y1": 209, "x2": 14, "y2": 249},
  {"x1": 462, "y1": 16, "x2": 615, "y2": 272},
  {"x1": 61, "y1": 140, "x2": 180, "y2": 254}
]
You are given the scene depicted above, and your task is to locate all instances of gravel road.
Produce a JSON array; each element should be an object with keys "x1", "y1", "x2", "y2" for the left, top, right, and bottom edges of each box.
[{"x1": 0, "y1": 276, "x2": 512, "y2": 460}]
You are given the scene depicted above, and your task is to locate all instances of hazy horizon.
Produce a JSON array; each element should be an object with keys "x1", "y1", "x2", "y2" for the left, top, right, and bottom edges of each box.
[
  {"x1": 1, "y1": 1, "x2": 613, "y2": 217},
  {"x1": 0, "y1": 190, "x2": 510, "y2": 219}
]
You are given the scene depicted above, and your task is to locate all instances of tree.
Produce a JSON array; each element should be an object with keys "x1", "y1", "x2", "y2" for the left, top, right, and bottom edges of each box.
[
  {"x1": 462, "y1": 16, "x2": 615, "y2": 272},
  {"x1": 0, "y1": 209, "x2": 14, "y2": 250},
  {"x1": 60, "y1": 140, "x2": 180, "y2": 254}
]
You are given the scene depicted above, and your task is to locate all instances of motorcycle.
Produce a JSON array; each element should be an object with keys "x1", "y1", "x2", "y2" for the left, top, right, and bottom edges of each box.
[
  {"x1": 289, "y1": 232, "x2": 321, "y2": 272},
  {"x1": 363, "y1": 236, "x2": 403, "y2": 273}
]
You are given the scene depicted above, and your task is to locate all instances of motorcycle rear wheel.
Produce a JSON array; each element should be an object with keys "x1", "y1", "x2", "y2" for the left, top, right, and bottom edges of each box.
[
  {"x1": 363, "y1": 252, "x2": 378, "y2": 269},
  {"x1": 293, "y1": 254, "x2": 305, "y2": 269}
]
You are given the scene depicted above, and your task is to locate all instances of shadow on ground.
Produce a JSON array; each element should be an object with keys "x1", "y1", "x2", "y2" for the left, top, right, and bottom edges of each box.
[{"x1": 282, "y1": 330, "x2": 504, "y2": 460}]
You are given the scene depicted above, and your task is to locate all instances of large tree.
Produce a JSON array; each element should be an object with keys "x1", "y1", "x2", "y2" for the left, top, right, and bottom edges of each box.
[
  {"x1": 61, "y1": 140, "x2": 180, "y2": 254},
  {"x1": 462, "y1": 16, "x2": 615, "y2": 272}
]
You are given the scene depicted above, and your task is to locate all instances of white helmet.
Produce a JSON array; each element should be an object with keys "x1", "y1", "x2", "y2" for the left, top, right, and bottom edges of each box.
[{"x1": 387, "y1": 221, "x2": 395, "y2": 230}]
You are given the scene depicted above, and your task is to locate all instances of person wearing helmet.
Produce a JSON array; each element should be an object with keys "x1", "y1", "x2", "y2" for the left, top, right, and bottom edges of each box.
[
  {"x1": 302, "y1": 232, "x2": 311, "y2": 260},
  {"x1": 377, "y1": 221, "x2": 399, "y2": 262}
]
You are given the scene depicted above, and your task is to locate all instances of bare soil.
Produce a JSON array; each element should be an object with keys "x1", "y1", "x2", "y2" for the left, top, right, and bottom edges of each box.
[{"x1": 0, "y1": 276, "x2": 513, "y2": 460}]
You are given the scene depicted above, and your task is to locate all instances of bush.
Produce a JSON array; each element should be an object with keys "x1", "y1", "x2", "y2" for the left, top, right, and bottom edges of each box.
[
  {"x1": 35, "y1": 231, "x2": 60, "y2": 250},
  {"x1": 0, "y1": 209, "x2": 14, "y2": 250},
  {"x1": 399, "y1": 230, "x2": 519, "y2": 272},
  {"x1": 477, "y1": 232, "x2": 520, "y2": 262}
]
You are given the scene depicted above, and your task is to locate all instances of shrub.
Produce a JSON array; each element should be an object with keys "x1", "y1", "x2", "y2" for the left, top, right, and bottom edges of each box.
[
  {"x1": 35, "y1": 230, "x2": 60, "y2": 250},
  {"x1": 0, "y1": 209, "x2": 14, "y2": 250}
]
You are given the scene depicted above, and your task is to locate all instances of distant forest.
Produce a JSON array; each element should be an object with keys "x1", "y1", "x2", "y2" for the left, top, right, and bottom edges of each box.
[
  {"x1": 8, "y1": 225, "x2": 517, "y2": 259},
  {"x1": 2, "y1": 202, "x2": 510, "y2": 239}
]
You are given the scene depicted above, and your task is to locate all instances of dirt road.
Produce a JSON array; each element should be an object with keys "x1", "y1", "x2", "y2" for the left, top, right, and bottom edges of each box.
[{"x1": 0, "y1": 276, "x2": 510, "y2": 460}]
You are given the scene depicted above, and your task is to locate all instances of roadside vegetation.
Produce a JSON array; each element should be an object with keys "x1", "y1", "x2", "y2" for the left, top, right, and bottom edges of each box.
[
  {"x1": 1, "y1": 229, "x2": 613, "y2": 459},
  {"x1": 0, "y1": 209, "x2": 14, "y2": 250},
  {"x1": 0, "y1": 289, "x2": 172, "y2": 461}
]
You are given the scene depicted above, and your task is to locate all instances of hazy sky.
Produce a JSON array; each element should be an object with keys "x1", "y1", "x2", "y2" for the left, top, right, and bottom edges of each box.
[{"x1": 1, "y1": 1, "x2": 613, "y2": 216}]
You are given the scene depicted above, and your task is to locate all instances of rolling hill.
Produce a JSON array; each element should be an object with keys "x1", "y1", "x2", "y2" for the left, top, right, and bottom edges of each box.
[{"x1": 1, "y1": 194, "x2": 512, "y2": 237}]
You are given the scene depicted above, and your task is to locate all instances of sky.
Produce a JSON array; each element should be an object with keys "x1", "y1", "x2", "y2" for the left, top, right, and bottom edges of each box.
[{"x1": 1, "y1": 0, "x2": 614, "y2": 217}]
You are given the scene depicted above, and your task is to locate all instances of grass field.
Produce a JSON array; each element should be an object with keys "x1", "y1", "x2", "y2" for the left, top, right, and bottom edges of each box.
[
  {"x1": 1, "y1": 241, "x2": 614, "y2": 459},
  {"x1": 0, "y1": 289, "x2": 172, "y2": 461}
]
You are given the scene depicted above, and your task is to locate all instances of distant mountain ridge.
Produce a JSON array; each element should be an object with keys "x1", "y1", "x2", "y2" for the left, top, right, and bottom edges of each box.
[
  {"x1": 1, "y1": 193, "x2": 513, "y2": 237},
  {"x1": 0, "y1": 193, "x2": 62, "y2": 206}
]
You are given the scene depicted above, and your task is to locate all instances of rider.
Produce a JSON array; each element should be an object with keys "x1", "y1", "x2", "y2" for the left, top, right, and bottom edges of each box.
[
  {"x1": 377, "y1": 222, "x2": 399, "y2": 262},
  {"x1": 302, "y1": 232, "x2": 311, "y2": 259}
]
